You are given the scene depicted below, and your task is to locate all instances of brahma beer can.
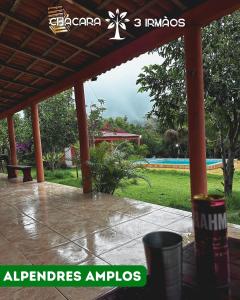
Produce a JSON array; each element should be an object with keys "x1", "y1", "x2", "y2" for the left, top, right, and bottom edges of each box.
[{"x1": 192, "y1": 194, "x2": 230, "y2": 288}]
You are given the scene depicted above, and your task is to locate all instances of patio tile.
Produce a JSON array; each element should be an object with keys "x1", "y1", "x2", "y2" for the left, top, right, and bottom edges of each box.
[
  {"x1": 139, "y1": 210, "x2": 183, "y2": 227},
  {"x1": 111, "y1": 219, "x2": 159, "y2": 239},
  {"x1": 117, "y1": 202, "x2": 163, "y2": 218},
  {"x1": 0, "y1": 242, "x2": 31, "y2": 265},
  {"x1": 26, "y1": 242, "x2": 93, "y2": 265},
  {"x1": 99, "y1": 238, "x2": 146, "y2": 265},
  {"x1": 0, "y1": 233, "x2": 9, "y2": 246},
  {"x1": 0, "y1": 222, "x2": 51, "y2": 242},
  {"x1": 165, "y1": 217, "x2": 194, "y2": 234},
  {"x1": 11, "y1": 288, "x2": 67, "y2": 300},
  {"x1": 0, "y1": 288, "x2": 23, "y2": 300},
  {"x1": 58, "y1": 287, "x2": 111, "y2": 300},
  {"x1": 0, "y1": 214, "x2": 36, "y2": 226},
  {"x1": 80, "y1": 256, "x2": 109, "y2": 265},
  {"x1": 1, "y1": 175, "x2": 240, "y2": 300},
  {"x1": 11, "y1": 228, "x2": 69, "y2": 256},
  {"x1": 228, "y1": 226, "x2": 240, "y2": 239},
  {"x1": 49, "y1": 220, "x2": 108, "y2": 241},
  {"x1": 161, "y1": 206, "x2": 192, "y2": 217},
  {"x1": 23, "y1": 209, "x2": 72, "y2": 226},
  {"x1": 94, "y1": 211, "x2": 135, "y2": 226},
  {"x1": 12, "y1": 200, "x2": 58, "y2": 213},
  {"x1": 120, "y1": 197, "x2": 147, "y2": 206},
  {"x1": 74, "y1": 228, "x2": 133, "y2": 255}
]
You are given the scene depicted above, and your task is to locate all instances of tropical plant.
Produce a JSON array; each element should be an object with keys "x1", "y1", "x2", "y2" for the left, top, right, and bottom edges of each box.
[
  {"x1": 89, "y1": 142, "x2": 150, "y2": 194},
  {"x1": 43, "y1": 152, "x2": 63, "y2": 171}
]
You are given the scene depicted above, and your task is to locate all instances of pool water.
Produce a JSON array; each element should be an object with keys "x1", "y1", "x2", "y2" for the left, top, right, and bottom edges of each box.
[{"x1": 140, "y1": 158, "x2": 222, "y2": 166}]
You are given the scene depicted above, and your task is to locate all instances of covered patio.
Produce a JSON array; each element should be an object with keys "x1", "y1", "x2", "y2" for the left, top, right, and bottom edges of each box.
[
  {"x1": 0, "y1": 175, "x2": 239, "y2": 299},
  {"x1": 0, "y1": 0, "x2": 240, "y2": 299},
  {"x1": 0, "y1": 0, "x2": 239, "y2": 195}
]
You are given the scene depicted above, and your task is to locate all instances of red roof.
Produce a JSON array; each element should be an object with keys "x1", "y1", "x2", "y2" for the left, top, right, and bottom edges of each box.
[
  {"x1": 99, "y1": 129, "x2": 140, "y2": 138},
  {"x1": 0, "y1": 0, "x2": 239, "y2": 119}
]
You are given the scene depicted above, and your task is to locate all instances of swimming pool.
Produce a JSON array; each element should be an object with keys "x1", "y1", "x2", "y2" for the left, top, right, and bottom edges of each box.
[{"x1": 138, "y1": 158, "x2": 222, "y2": 170}]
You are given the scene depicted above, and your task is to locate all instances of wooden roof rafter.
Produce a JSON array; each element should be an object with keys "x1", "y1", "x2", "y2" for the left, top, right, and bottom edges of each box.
[
  {"x1": 97, "y1": 0, "x2": 114, "y2": 10},
  {"x1": 0, "y1": 1, "x2": 102, "y2": 92},
  {"x1": 0, "y1": 87, "x2": 25, "y2": 96},
  {"x1": 0, "y1": 95, "x2": 21, "y2": 103},
  {"x1": 0, "y1": 61, "x2": 55, "y2": 83},
  {"x1": 0, "y1": 0, "x2": 21, "y2": 35},
  {"x1": 0, "y1": 43, "x2": 74, "y2": 72},
  {"x1": 1, "y1": 0, "x2": 62, "y2": 92},
  {"x1": 0, "y1": 9, "x2": 100, "y2": 58},
  {"x1": 0, "y1": 101, "x2": 12, "y2": 107},
  {"x1": 0, "y1": 76, "x2": 41, "y2": 91},
  {"x1": 13, "y1": 0, "x2": 158, "y2": 83},
  {"x1": 0, "y1": 0, "x2": 239, "y2": 118},
  {"x1": 169, "y1": 0, "x2": 187, "y2": 11}
]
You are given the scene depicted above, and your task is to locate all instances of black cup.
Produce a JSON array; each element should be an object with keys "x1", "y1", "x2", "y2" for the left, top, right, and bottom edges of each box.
[{"x1": 143, "y1": 231, "x2": 183, "y2": 300}]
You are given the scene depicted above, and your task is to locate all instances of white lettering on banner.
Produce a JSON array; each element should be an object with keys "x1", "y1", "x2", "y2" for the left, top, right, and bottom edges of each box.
[
  {"x1": 195, "y1": 212, "x2": 227, "y2": 231},
  {"x1": 48, "y1": 6, "x2": 186, "y2": 36}
]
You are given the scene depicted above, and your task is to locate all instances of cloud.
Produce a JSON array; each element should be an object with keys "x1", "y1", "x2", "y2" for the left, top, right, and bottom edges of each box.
[{"x1": 84, "y1": 52, "x2": 163, "y2": 122}]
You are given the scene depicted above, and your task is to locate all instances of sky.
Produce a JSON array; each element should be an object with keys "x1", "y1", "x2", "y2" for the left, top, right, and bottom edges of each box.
[{"x1": 84, "y1": 52, "x2": 163, "y2": 123}]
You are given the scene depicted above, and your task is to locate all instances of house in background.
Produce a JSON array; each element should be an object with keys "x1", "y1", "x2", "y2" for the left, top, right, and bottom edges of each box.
[
  {"x1": 94, "y1": 127, "x2": 141, "y2": 146},
  {"x1": 64, "y1": 125, "x2": 141, "y2": 166}
]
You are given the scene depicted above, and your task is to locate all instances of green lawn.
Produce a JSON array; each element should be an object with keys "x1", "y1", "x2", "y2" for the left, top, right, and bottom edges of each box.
[
  {"x1": 115, "y1": 169, "x2": 240, "y2": 224},
  {"x1": 21, "y1": 167, "x2": 240, "y2": 225}
]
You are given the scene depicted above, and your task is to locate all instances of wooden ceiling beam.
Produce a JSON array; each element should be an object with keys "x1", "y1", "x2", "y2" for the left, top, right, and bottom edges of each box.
[
  {"x1": 129, "y1": 0, "x2": 158, "y2": 18},
  {"x1": 0, "y1": 9, "x2": 100, "y2": 58},
  {"x1": 0, "y1": 95, "x2": 21, "y2": 103},
  {"x1": 169, "y1": 0, "x2": 187, "y2": 11},
  {"x1": 0, "y1": 61, "x2": 55, "y2": 82},
  {"x1": 55, "y1": 0, "x2": 158, "y2": 70},
  {"x1": 0, "y1": 87, "x2": 25, "y2": 96},
  {"x1": 20, "y1": 0, "x2": 60, "y2": 49},
  {"x1": 97, "y1": 0, "x2": 113, "y2": 10},
  {"x1": 0, "y1": 0, "x2": 239, "y2": 118},
  {"x1": 0, "y1": 101, "x2": 12, "y2": 107},
  {"x1": 19, "y1": 77, "x2": 50, "y2": 93},
  {"x1": 2, "y1": 1, "x2": 61, "y2": 90},
  {"x1": 0, "y1": 18, "x2": 8, "y2": 35},
  {"x1": 0, "y1": 42, "x2": 74, "y2": 72},
  {"x1": 0, "y1": 0, "x2": 21, "y2": 35},
  {"x1": 0, "y1": 76, "x2": 40, "y2": 90}
]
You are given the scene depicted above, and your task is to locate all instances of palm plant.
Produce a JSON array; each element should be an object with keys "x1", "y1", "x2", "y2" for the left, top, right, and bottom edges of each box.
[
  {"x1": 43, "y1": 151, "x2": 63, "y2": 171},
  {"x1": 88, "y1": 142, "x2": 150, "y2": 194}
]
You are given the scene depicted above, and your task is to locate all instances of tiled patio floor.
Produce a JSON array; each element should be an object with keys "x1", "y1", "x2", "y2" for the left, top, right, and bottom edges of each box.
[{"x1": 0, "y1": 174, "x2": 239, "y2": 300}]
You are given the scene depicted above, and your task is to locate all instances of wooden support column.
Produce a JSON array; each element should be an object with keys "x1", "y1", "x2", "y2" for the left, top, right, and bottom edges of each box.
[
  {"x1": 74, "y1": 81, "x2": 92, "y2": 193},
  {"x1": 7, "y1": 115, "x2": 17, "y2": 167},
  {"x1": 31, "y1": 104, "x2": 44, "y2": 182},
  {"x1": 184, "y1": 26, "x2": 208, "y2": 197}
]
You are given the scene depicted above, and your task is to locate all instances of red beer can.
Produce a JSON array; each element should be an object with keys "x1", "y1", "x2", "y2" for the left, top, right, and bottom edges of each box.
[{"x1": 192, "y1": 194, "x2": 230, "y2": 288}]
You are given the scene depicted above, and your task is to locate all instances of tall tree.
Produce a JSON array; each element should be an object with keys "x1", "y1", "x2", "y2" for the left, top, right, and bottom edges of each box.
[
  {"x1": 137, "y1": 11, "x2": 240, "y2": 195},
  {"x1": 0, "y1": 119, "x2": 8, "y2": 153},
  {"x1": 88, "y1": 99, "x2": 106, "y2": 147},
  {"x1": 39, "y1": 89, "x2": 77, "y2": 154}
]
